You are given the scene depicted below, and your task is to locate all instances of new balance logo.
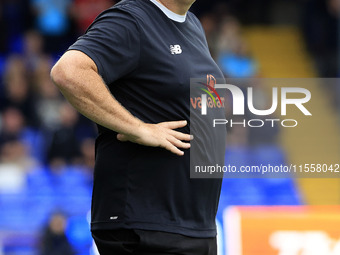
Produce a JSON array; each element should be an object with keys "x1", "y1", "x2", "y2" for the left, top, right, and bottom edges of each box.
[{"x1": 170, "y1": 45, "x2": 182, "y2": 54}]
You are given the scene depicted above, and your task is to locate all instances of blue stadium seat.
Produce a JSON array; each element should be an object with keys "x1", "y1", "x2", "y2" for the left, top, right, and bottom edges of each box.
[
  {"x1": 261, "y1": 178, "x2": 302, "y2": 205},
  {"x1": 221, "y1": 144, "x2": 301, "y2": 207},
  {"x1": 224, "y1": 146, "x2": 250, "y2": 169},
  {"x1": 26, "y1": 167, "x2": 54, "y2": 196},
  {"x1": 0, "y1": 190, "x2": 49, "y2": 231},
  {"x1": 65, "y1": 214, "x2": 93, "y2": 254},
  {"x1": 21, "y1": 128, "x2": 46, "y2": 163},
  {"x1": 250, "y1": 145, "x2": 286, "y2": 166}
]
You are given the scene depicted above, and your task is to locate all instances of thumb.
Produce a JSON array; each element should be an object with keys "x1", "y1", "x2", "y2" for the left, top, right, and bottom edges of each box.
[{"x1": 117, "y1": 133, "x2": 128, "y2": 142}]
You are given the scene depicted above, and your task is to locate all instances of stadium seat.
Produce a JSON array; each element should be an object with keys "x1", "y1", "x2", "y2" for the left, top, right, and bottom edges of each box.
[{"x1": 65, "y1": 214, "x2": 93, "y2": 254}]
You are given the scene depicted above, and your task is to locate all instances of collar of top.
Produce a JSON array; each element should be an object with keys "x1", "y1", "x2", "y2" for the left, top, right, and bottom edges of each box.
[{"x1": 149, "y1": 0, "x2": 187, "y2": 23}]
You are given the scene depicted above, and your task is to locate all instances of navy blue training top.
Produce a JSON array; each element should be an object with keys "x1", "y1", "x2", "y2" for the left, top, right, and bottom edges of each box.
[{"x1": 69, "y1": 0, "x2": 226, "y2": 237}]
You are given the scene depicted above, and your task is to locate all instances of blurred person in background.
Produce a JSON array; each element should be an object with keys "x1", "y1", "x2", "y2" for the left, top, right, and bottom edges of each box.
[
  {"x1": 328, "y1": 0, "x2": 340, "y2": 16},
  {"x1": 0, "y1": 55, "x2": 37, "y2": 127},
  {"x1": 218, "y1": 40, "x2": 258, "y2": 78},
  {"x1": 39, "y1": 212, "x2": 75, "y2": 255},
  {"x1": 0, "y1": 138, "x2": 29, "y2": 193},
  {"x1": 30, "y1": 0, "x2": 74, "y2": 54},
  {"x1": 33, "y1": 56, "x2": 64, "y2": 133},
  {"x1": 80, "y1": 137, "x2": 95, "y2": 170},
  {"x1": 70, "y1": 0, "x2": 115, "y2": 35},
  {"x1": 0, "y1": 107, "x2": 26, "y2": 147},
  {"x1": 23, "y1": 30, "x2": 46, "y2": 75},
  {"x1": 216, "y1": 17, "x2": 258, "y2": 78},
  {"x1": 200, "y1": 13, "x2": 219, "y2": 59},
  {"x1": 216, "y1": 16, "x2": 242, "y2": 55},
  {"x1": 0, "y1": 107, "x2": 37, "y2": 167},
  {"x1": 48, "y1": 102, "x2": 81, "y2": 168},
  {"x1": 0, "y1": 107, "x2": 35, "y2": 193}
]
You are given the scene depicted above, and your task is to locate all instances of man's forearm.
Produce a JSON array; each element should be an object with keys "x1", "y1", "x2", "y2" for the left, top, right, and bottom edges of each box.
[{"x1": 51, "y1": 50, "x2": 144, "y2": 138}]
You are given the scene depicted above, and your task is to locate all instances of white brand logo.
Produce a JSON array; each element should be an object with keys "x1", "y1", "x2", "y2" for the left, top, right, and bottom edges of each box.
[
  {"x1": 270, "y1": 231, "x2": 340, "y2": 255},
  {"x1": 170, "y1": 45, "x2": 182, "y2": 54}
]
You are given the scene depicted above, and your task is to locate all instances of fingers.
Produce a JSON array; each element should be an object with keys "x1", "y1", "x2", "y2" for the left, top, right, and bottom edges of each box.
[
  {"x1": 166, "y1": 136, "x2": 191, "y2": 150},
  {"x1": 159, "y1": 122, "x2": 191, "y2": 155},
  {"x1": 159, "y1": 132, "x2": 191, "y2": 156},
  {"x1": 117, "y1": 120, "x2": 192, "y2": 156},
  {"x1": 119, "y1": 132, "x2": 187, "y2": 156},
  {"x1": 163, "y1": 141, "x2": 185, "y2": 156},
  {"x1": 159, "y1": 120, "x2": 187, "y2": 129},
  {"x1": 168, "y1": 129, "x2": 193, "y2": 141},
  {"x1": 159, "y1": 119, "x2": 192, "y2": 142}
]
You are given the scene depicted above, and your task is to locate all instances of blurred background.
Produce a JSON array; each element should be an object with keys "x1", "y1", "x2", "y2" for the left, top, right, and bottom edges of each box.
[{"x1": 0, "y1": 0, "x2": 339, "y2": 255}]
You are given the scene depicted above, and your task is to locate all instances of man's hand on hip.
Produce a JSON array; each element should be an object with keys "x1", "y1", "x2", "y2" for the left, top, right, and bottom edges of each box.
[{"x1": 117, "y1": 120, "x2": 192, "y2": 156}]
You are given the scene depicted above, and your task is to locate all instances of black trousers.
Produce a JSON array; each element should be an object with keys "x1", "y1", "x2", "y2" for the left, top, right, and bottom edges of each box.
[{"x1": 92, "y1": 229, "x2": 217, "y2": 255}]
